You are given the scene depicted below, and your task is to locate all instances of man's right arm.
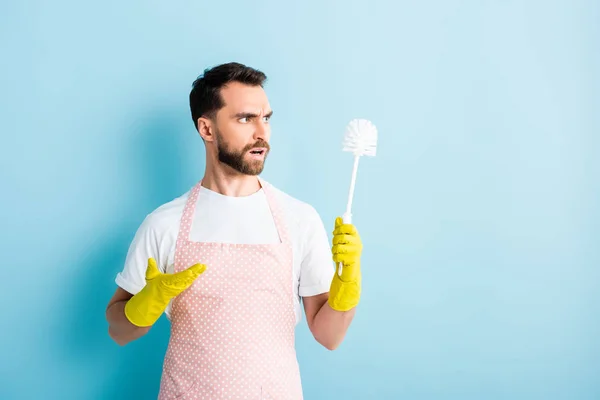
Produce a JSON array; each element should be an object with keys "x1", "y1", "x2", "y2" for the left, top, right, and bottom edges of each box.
[
  {"x1": 106, "y1": 257, "x2": 207, "y2": 346},
  {"x1": 106, "y1": 212, "x2": 165, "y2": 346},
  {"x1": 106, "y1": 287, "x2": 151, "y2": 346}
]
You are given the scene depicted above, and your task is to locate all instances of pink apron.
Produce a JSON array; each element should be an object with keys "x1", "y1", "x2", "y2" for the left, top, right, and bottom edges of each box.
[{"x1": 157, "y1": 178, "x2": 304, "y2": 399}]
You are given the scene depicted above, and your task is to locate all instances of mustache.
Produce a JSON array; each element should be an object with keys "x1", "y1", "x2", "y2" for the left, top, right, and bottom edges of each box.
[{"x1": 243, "y1": 140, "x2": 270, "y2": 152}]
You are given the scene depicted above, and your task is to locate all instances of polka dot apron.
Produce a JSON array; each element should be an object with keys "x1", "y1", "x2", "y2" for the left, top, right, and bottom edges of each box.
[{"x1": 157, "y1": 178, "x2": 304, "y2": 399}]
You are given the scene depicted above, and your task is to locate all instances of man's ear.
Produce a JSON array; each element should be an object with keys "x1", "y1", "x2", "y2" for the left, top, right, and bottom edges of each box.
[{"x1": 197, "y1": 116, "x2": 215, "y2": 142}]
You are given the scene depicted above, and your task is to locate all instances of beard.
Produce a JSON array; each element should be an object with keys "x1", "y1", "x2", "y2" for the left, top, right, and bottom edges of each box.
[{"x1": 215, "y1": 130, "x2": 270, "y2": 176}]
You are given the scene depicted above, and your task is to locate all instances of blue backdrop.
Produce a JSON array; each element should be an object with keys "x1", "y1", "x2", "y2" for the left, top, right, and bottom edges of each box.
[{"x1": 1, "y1": 1, "x2": 599, "y2": 399}]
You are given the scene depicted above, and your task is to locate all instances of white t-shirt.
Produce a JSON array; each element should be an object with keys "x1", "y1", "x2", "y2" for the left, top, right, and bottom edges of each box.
[{"x1": 115, "y1": 181, "x2": 335, "y2": 325}]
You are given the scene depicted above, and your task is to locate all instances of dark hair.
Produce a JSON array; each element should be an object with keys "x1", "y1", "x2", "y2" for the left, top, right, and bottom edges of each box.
[{"x1": 189, "y1": 62, "x2": 267, "y2": 131}]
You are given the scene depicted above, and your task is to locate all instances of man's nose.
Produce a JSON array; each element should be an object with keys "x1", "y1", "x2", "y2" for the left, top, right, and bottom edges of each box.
[{"x1": 253, "y1": 119, "x2": 269, "y2": 141}]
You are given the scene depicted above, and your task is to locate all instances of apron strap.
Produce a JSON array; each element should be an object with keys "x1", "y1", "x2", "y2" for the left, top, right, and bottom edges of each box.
[
  {"x1": 176, "y1": 180, "x2": 203, "y2": 245},
  {"x1": 257, "y1": 177, "x2": 290, "y2": 245}
]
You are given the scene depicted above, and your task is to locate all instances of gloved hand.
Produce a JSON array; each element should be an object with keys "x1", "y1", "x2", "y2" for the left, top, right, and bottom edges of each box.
[
  {"x1": 124, "y1": 257, "x2": 207, "y2": 327},
  {"x1": 328, "y1": 217, "x2": 362, "y2": 311}
]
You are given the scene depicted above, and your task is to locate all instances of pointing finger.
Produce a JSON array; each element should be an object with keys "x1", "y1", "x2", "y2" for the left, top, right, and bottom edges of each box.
[{"x1": 187, "y1": 263, "x2": 207, "y2": 277}]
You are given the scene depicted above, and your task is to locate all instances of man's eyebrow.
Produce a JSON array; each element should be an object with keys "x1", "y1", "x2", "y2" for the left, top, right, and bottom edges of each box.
[{"x1": 233, "y1": 110, "x2": 274, "y2": 119}]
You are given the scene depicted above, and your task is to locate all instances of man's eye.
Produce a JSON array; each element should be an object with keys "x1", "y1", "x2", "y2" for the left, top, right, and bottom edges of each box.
[
  {"x1": 262, "y1": 116, "x2": 270, "y2": 123},
  {"x1": 239, "y1": 117, "x2": 249, "y2": 123}
]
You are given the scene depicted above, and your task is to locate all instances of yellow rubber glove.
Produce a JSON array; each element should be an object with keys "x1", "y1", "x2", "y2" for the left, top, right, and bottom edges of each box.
[
  {"x1": 124, "y1": 257, "x2": 207, "y2": 327},
  {"x1": 328, "y1": 217, "x2": 362, "y2": 311}
]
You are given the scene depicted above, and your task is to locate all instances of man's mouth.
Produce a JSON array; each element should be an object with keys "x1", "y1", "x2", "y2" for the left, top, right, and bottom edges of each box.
[{"x1": 248, "y1": 148, "x2": 266, "y2": 156}]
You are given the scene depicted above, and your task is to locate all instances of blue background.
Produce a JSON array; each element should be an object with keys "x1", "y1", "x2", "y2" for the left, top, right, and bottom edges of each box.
[{"x1": 1, "y1": 0, "x2": 599, "y2": 399}]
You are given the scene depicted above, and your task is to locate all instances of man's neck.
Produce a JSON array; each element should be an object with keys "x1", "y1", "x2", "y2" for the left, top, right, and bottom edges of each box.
[{"x1": 201, "y1": 163, "x2": 261, "y2": 197}]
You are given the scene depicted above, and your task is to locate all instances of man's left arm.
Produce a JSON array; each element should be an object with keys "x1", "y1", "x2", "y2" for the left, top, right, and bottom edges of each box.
[
  {"x1": 304, "y1": 292, "x2": 357, "y2": 350},
  {"x1": 301, "y1": 213, "x2": 362, "y2": 350}
]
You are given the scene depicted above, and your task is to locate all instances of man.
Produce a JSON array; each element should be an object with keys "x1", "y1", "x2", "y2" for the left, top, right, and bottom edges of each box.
[{"x1": 105, "y1": 62, "x2": 363, "y2": 399}]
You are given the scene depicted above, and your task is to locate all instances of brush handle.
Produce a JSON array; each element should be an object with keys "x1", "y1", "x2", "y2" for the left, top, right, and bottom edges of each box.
[
  {"x1": 344, "y1": 155, "x2": 360, "y2": 221},
  {"x1": 338, "y1": 155, "x2": 360, "y2": 276}
]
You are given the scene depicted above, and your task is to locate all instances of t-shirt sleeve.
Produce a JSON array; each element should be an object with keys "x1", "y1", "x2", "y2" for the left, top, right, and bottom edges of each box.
[
  {"x1": 115, "y1": 213, "x2": 172, "y2": 295},
  {"x1": 298, "y1": 206, "x2": 335, "y2": 297}
]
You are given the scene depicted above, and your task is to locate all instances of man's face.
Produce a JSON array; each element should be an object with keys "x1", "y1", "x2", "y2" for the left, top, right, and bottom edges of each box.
[{"x1": 211, "y1": 82, "x2": 272, "y2": 176}]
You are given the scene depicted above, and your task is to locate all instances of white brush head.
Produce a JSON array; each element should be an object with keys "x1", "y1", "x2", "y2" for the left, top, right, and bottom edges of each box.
[{"x1": 342, "y1": 118, "x2": 378, "y2": 157}]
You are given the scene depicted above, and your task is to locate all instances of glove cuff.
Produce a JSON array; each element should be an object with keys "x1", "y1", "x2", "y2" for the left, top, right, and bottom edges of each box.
[
  {"x1": 328, "y1": 273, "x2": 361, "y2": 312},
  {"x1": 124, "y1": 293, "x2": 165, "y2": 327}
]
